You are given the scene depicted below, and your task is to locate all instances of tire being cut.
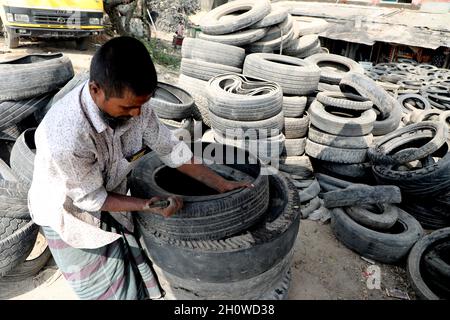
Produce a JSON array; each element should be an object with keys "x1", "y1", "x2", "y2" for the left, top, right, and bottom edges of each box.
[
  {"x1": 130, "y1": 143, "x2": 269, "y2": 241},
  {"x1": 0, "y1": 53, "x2": 74, "y2": 101},
  {"x1": 137, "y1": 172, "x2": 301, "y2": 282}
]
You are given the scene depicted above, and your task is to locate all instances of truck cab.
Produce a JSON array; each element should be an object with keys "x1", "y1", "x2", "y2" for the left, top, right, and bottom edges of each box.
[{"x1": 0, "y1": 0, "x2": 104, "y2": 49}]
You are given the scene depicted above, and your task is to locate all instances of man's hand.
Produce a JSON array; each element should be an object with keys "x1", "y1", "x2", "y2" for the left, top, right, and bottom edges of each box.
[
  {"x1": 217, "y1": 180, "x2": 254, "y2": 193},
  {"x1": 142, "y1": 196, "x2": 183, "y2": 218}
]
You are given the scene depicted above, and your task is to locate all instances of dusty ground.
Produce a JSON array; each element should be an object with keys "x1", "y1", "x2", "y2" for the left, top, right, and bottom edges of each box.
[{"x1": 0, "y1": 36, "x2": 415, "y2": 300}]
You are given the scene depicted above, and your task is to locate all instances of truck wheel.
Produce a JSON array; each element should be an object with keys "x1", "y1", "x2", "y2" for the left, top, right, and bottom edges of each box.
[
  {"x1": 75, "y1": 37, "x2": 89, "y2": 51},
  {"x1": 4, "y1": 28, "x2": 19, "y2": 49}
]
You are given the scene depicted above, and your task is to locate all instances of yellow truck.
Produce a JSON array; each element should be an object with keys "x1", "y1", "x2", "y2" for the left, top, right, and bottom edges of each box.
[{"x1": 0, "y1": 0, "x2": 104, "y2": 49}]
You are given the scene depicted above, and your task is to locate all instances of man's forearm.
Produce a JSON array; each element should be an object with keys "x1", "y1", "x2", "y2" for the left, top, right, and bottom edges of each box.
[
  {"x1": 176, "y1": 158, "x2": 229, "y2": 193},
  {"x1": 100, "y1": 192, "x2": 148, "y2": 212}
]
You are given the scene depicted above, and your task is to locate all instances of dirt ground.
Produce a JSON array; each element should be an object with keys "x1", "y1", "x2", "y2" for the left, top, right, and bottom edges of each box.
[{"x1": 0, "y1": 36, "x2": 416, "y2": 300}]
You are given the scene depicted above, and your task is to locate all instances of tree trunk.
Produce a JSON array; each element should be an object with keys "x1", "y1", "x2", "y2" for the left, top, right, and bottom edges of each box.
[{"x1": 103, "y1": 0, "x2": 138, "y2": 36}]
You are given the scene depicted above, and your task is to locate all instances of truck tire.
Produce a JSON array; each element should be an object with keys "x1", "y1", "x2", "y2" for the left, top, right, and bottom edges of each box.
[{"x1": 0, "y1": 53, "x2": 74, "y2": 101}]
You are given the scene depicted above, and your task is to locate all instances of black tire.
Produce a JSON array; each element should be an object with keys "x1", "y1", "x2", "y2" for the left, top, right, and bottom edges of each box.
[
  {"x1": 282, "y1": 95, "x2": 307, "y2": 118},
  {"x1": 213, "y1": 130, "x2": 285, "y2": 160},
  {"x1": 0, "y1": 231, "x2": 51, "y2": 282},
  {"x1": 283, "y1": 138, "x2": 306, "y2": 156},
  {"x1": 339, "y1": 72, "x2": 397, "y2": 120},
  {"x1": 180, "y1": 59, "x2": 242, "y2": 82},
  {"x1": 316, "y1": 91, "x2": 373, "y2": 111},
  {"x1": 0, "y1": 53, "x2": 74, "y2": 101},
  {"x1": 206, "y1": 74, "x2": 283, "y2": 122},
  {"x1": 0, "y1": 220, "x2": 39, "y2": 276},
  {"x1": 209, "y1": 110, "x2": 284, "y2": 138},
  {"x1": 331, "y1": 207, "x2": 424, "y2": 264},
  {"x1": 137, "y1": 172, "x2": 300, "y2": 282},
  {"x1": 308, "y1": 125, "x2": 373, "y2": 149},
  {"x1": 0, "y1": 179, "x2": 29, "y2": 219},
  {"x1": 284, "y1": 114, "x2": 309, "y2": 139},
  {"x1": 10, "y1": 128, "x2": 36, "y2": 186},
  {"x1": 300, "y1": 196, "x2": 321, "y2": 218},
  {"x1": 0, "y1": 124, "x2": 22, "y2": 141},
  {"x1": 199, "y1": 0, "x2": 271, "y2": 35},
  {"x1": 298, "y1": 178, "x2": 320, "y2": 203},
  {"x1": 0, "y1": 94, "x2": 52, "y2": 131},
  {"x1": 312, "y1": 159, "x2": 374, "y2": 183},
  {"x1": 422, "y1": 243, "x2": 450, "y2": 292},
  {"x1": 279, "y1": 155, "x2": 314, "y2": 179},
  {"x1": 305, "y1": 53, "x2": 364, "y2": 85},
  {"x1": 150, "y1": 82, "x2": 194, "y2": 120},
  {"x1": 181, "y1": 38, "x2": 246, "y2": 68},
  {"x1": 198, "y1": 28, "x2": 268, "y2": 47},
  {"x1": 243, "y1": 53, "x2": 321, "y2": 95},
  {"x1": 130, "y1": 143, "x2": 269, "y2": 241},
  {"x1": 154, "y1": 249, "x2": 294, "y2": 300},
  {"x1": 345, "y1": 204, "x2": 399, "y2": 231},
  {"x1": 368, "y1": 121, "x2": 448, "y2": 165},
  {"x1": 309, "y1": 100, "x2": 376, "y2": 137},
  {"x1": 305, "y1": 139, "x2": 368, "y2": 164},
  {"x1": 323, "y1": 184, "x2": 402, "y2": 208},
  {"x1": 407, "y1": 228, "x2": 450, "y2": 299},
  {"x1": 0, "y1": 158, "x2": 17, "y2": 181}
]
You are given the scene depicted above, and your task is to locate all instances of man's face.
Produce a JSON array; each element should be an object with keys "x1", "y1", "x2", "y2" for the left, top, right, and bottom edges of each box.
[{"x1": 89, "y1": 81, "x2": 152, "y2": 125}]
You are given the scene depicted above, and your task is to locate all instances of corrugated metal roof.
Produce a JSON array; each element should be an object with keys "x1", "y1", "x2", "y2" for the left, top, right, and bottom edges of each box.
[{"x1": 276, "y1": 1, "x2": 450, "y2": 49}]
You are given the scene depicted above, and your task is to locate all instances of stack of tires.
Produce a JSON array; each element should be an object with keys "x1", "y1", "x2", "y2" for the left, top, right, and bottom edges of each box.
[
  {"x1": 206, "y1": 73, "x2": 285, "y2": 163},
  {"x1": 130, "y1": 142, "x2": 302, "y2": 300},
  {"x1": 0, "y1": 53, "x2": 74, "y2": 155},
  {"x1": 198, "y1": 0, "x2": 292, "y2": 53},
  {"x1": 178, "y1": 38, "x2": 246, "y2": 127},
  {"x1": 0, "y1": 53, "x2": 74, "y2": 281},
  {"x1": 317, "y1": 173, "x2": 424, "y2": 265},
  {"x1": 243, "y1": 53, "x2": 320, "y2": 161},
  {"x1": 305, "y1": 90, "x2": 377, "y2": 183},
  {"x1": 368, "y1": 121, "x2": 450, "y2": 230}
]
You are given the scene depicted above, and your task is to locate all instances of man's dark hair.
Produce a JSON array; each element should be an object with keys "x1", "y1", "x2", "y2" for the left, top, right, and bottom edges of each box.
[{"x1": 90, "y1": 36, "x2": 157, "y2": 99}]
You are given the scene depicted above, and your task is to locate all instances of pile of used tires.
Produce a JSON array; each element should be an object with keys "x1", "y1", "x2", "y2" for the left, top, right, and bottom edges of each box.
[
  {"x1": 172, "y1": 0, "x2": 450, "y2": 300},
  {"x1": 0, "y1": 53, "x2": 74, "y2": 281},
  {"x1": 130, "y1": 142, "x2": 301, "y2": 300}
]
